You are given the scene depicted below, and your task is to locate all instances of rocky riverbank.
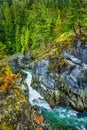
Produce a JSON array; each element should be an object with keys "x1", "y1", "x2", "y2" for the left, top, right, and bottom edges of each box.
[
  {"x1": 7, "y1": 40, "x2": 87, "y2": 112},
  {"x1": 0, "y1": 60, "x2": 45, "y2": 130},
  {"x1": 31, "y1": 40, "x2": 87, "y2": 111}
]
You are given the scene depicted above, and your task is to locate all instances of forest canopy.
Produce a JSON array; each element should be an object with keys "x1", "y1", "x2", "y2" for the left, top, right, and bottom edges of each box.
[{"x1": 0, "y1": 0, "x2": 87, "y2": 57}]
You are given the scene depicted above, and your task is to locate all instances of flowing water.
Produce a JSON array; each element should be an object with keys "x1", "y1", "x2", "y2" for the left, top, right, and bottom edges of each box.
[{"x1": 24, "y1": 70, "x2": 87, "y2": 130}]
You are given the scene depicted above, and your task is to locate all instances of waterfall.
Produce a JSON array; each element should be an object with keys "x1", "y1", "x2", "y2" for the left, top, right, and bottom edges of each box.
[
  {"x1": 25, "y1": 70, "x2": 51, "y2": 109},
  {"x1": 23, "y1": 70, "x2": 87, "y2": 130}
]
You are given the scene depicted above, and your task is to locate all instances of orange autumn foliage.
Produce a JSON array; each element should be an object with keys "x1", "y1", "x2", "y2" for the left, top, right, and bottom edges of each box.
[
  {"x1": 0, "y1": 61, "x2": 20, "y2": 91},
  {"x1": 2, "y1": 73, "x2": 19, "y2": 91},
  {"x1": 34, "y1": 115, "x2": 44, "y2": 124},
  {"x1": 35, "y1": 127, "x2": 43, "y2": 130}
]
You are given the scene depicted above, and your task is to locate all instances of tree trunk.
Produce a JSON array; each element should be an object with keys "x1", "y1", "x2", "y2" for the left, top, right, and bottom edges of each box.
[
  {"x1": 78, "y1": 23, "x2": 82, "y2": 36},
  {"x1": 72, "y1": 24, "x2": 77, "y2": 36}
]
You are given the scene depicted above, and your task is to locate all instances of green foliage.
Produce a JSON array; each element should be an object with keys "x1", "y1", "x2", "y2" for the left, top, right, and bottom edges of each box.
[
  {"x1": 0, "y1": 122, "x2": 14, "y2": 130},
  {"x1": 55, "y1": 10, "x2": 62, "y2": 36},
  {"x1": 64, "y1": 0, "x2": 87, "y2": 36},
  {"x1": 0, "y1": 0, "x2": 87, "y2": 56},
  {"x1": 0, "y1": 42, "x2": 7, "y2": 59},
  {"x1": 20, "y1": 26, "x2": 30, "y2": 53},
  {"x1": 0, "y1": 60, "x2": 12, "y2": 89}
]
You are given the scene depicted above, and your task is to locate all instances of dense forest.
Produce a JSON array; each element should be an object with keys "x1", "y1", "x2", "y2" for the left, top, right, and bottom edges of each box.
[
  {"x1": 0, "y1": 0, "x2": 87, "y2": 58},
  {"x1": 0, "y1": 1, "x2": 87, "y2": 130}
]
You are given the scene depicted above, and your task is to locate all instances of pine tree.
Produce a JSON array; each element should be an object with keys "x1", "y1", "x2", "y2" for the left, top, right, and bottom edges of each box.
[
  {"x1": 21, "y1": 26, "x2": 30, "y2": 53},
  {"x1": 66, "y1": 0, "x2": 87, "y2": 36},
  {"x1": 3, "y1": 1, "x2": 14, "y2": 53},
  {"x1": 55, "y1": 10, "x2": 62, "y2": 36},
  {"x1": 15, "y1": 25, "x2": 21, "y2": 53}
]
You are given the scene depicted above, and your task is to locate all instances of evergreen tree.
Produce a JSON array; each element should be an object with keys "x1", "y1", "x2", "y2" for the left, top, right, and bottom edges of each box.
[
  {"x1": 15, "y1": 25, "x2": 21, "y2": 52},
  {"x1": 66, "y1": 0, "x2": 87, "y2": 36},
  {"x1": 0, "y1": 0, "x2": 86, "y2": 57},
  {"x1": 20, "y1": 26, "x2": 30, "y2": 53},
  {"x1": 55, "y1": 10, "x2": 62, "y2": 36},
  {"x1": 3, "y1": 1, "x2": 14, "y2": 53}
]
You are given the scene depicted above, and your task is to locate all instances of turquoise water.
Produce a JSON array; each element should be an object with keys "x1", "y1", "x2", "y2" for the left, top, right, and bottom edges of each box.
[
  {"x1": 25, "y1": 70, "x2": 87, "y2": 130},
  {"x1": 41, "y1": 105, "x2": 87, "y2": 130}
]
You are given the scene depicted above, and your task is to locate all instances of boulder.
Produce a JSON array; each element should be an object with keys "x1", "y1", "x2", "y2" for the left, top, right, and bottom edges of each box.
[{"x1": 31, "y1": 40, "x2": 87, "y2": 111}]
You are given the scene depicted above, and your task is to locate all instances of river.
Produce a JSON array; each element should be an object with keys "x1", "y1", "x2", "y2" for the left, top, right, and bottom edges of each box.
[{"x1": 25, "y1": 70, "x2": 87, "y2": 130}]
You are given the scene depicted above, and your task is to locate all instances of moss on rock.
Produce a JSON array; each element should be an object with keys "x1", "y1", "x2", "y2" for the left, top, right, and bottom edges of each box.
[{"x1": 0, "y1": 60, "x2": 43, "y2": 130}]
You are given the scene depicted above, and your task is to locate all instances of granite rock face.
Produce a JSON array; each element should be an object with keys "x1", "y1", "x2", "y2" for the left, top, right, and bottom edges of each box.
[
  {"x1": 31, "y1": 41, "x2": 87, "y2": 111},
  {"x1": 8, "y1": 53, "x2": 34, "y2": 73},
  {"x1": 8, "y1": 41, "x2": 87, "y2": 111}
]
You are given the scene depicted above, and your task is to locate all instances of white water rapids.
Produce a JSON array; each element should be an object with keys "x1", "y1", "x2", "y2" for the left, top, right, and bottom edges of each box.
[
  {"x1": 23, "y1": 70, "x2": 87, "y2": 130},
  {"x1": 25, "y1": 70, "x2": 51, "y2": 109}
]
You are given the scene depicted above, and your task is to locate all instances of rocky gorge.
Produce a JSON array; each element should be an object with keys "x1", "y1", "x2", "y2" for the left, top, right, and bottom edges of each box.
[
  {"x1": 31, "y1": 41, "x2": 87, "y2": 112},
  {"x1": 0, "y1": 60, "x2": 46, "y2": 130},
  {"x1": 8, "y1": 40, "x2": 87, "y2": 112},
  {"x1": 6, "y1": 40, "x2": 87, "y2": 130}
]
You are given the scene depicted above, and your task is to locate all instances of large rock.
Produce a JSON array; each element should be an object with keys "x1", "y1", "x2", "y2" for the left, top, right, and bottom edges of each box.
[
  {"x1": 31, "y1": 40, "x2": 87, "y2": 111},
  {"x1": 8, "y1": 52, "x2": 34, "y2": 73},
  {"x1": 7, "y1": 41, "x2": 87, "y2": 111}
]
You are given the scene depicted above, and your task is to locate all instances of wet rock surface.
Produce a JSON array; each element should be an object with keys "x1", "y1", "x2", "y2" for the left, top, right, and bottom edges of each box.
[
  {"x1": 7, "y1": 40, "x2": 87, "y2": 111},
  {"x1": 31, "y1": 41, "x2": 87, "y2": 111},
  {"x1": 8, "y1": 52, "x2": 34, "y2": 73}
]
